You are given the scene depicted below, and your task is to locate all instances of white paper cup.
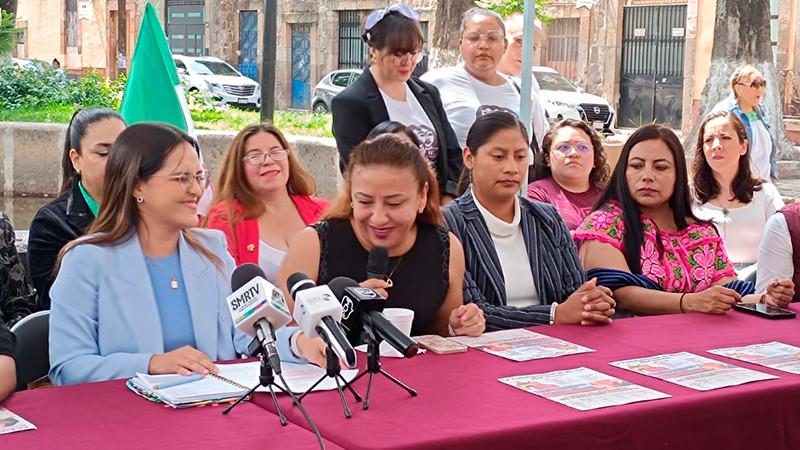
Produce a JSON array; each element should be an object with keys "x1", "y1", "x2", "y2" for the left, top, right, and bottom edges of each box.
[{"x1": 379, "y1": 308, "x2": 414, "y2": 358}]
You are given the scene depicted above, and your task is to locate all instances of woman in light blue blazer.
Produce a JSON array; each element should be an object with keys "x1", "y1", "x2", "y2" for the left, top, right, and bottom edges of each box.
[{"x1": 49, "y1": 123, "x2": 251, "y2": 386}]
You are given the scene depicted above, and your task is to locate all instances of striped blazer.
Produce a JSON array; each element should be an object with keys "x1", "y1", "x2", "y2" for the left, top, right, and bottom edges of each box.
[{"x1": 442, "y1": 189, "x2": 586, "y2": 330}]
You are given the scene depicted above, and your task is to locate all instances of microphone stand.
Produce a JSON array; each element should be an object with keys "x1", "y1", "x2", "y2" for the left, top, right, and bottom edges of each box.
[
  {"x1": 348, "y1": 325, "x2": 417, "y2": 410},
  {"x1": 299, "y1": 329, "x2": 362, "y2": 418},
  {"x1": 223, "y1": 334, "x2": 326, "y2": 450}
]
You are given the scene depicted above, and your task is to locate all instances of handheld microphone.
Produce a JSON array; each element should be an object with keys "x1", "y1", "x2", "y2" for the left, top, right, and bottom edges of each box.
[
  {"x1": 227, "y1": 263, "x2": 291, "y2": 373},
  {"x1": 328, "y1": 277, "x2": 419, "y2": 358},
  {"x1": 288, "y1": 272, "x2": 357, "y2": 368},
  {"x1": 366, "y1": 246, "x2": 389, "y2": 281}
]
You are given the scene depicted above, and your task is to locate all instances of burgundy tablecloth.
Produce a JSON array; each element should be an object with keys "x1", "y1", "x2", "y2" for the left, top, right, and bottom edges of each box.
[
  {"x1": 254, "y1": 306, "x2": 800, "y2": 450},
  {"x1": 1, "y1": 378, "x2": 342, "y2": 449}
]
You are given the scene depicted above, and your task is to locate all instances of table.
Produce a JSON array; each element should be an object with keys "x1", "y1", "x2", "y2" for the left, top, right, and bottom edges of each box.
[
  {"x1": 255, "y1": 306, "x2": 800, "y2": 450},
  {"x1": 1, "y1": 379, "x2": 342, "y2": 449}
]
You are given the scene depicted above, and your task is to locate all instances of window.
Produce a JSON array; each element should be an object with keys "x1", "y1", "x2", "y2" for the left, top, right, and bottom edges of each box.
[
  {"x1": 174, "y1": 59, "x2": 187, "y2": 71},
  {"x1": 332, "y1": 72, "x2": 352, "y2": 87},
  {"x1": 338, "y1": 10, "x2": 369, "y2": 70},
  {"x1": 545, "y1": 18, "x2": 580, "y2": 81},
  {"x1": 770, "y1": 0, "x2": 778, "y2": 63}
]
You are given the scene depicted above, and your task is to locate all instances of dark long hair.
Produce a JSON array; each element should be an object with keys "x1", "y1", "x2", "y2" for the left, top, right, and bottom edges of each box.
[
  {"x1": 367, "y1": 120, "x2": 421, "y2": 147},
  {"x1": 533, "y1": 118, "x2": 610, "y2": 185},
  {"x1": 362, "y1": 9, "x2": 423, "y2": 55},
  {"x1": 691, "y1": 110, "x2": 762, "y2": 204},
  {"x1": 457, "y1": 111, "x2": 529, "y2": 196},
  {"x1": 323, "y1": 133, "x2": 441, "y2": 226},
  {"x1": 57, "y1": 123, "x2": 222, "y2": 273},
  {"x1": 594, "y1": 124, "x2": 700, "y2": 275},
  {"x1": 60, "y1": 107, "x2": 126, "y2": 195}
]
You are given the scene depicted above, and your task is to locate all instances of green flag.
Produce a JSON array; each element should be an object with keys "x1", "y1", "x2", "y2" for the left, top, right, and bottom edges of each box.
[{"x1": 119, "y1": 2, "x2": 191, "y2": 132}]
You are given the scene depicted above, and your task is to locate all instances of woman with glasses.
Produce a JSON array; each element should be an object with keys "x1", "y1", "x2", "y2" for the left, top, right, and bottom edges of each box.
[
  {"x1": 712, "y1": 64, "x2": 778, "y2": 183},
  {"x1": 29, "y1": 108, "x2": 126, "y2": 310},
  {"x1": 528, "y1": 119, "x2": 610, "y2": 231},
  {"x1": 421, "y1": 8, "x2": 548, "y2": 152},
  {"x1": 49, "y1": 123, "x2": 250, "y2": 385},
  {"x1": 206, "y1": 124, "x2": 328, "y2": 283},
  {"x1": 331, "y1": 3, "x2": 462, "y2": 203},
  {"x1": 443, "y1": 112, "x2": 615, "y2": 330}
]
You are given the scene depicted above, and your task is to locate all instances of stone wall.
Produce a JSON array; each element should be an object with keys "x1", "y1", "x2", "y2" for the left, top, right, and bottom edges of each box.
[{"x1": 0, "y1": 122, "x2": 342, "y2": 200}]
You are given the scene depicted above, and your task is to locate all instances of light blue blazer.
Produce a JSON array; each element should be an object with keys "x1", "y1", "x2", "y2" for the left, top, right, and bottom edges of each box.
[{"x1": 49, "y1": 228, "x2": 251, "y2": 386}]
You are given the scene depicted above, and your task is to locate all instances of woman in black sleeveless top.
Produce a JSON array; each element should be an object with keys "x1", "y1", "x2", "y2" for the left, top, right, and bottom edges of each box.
[{"x1": 279, "y1": 134, "x2": 485, "y2": 367}]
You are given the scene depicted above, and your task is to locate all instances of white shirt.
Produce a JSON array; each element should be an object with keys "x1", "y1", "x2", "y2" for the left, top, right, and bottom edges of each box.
[
  {"x1": 380, "y1": 85, "x2": 439, "y2": 166},
  {"x1": 692, "y1": 183, "x2": 784, "y2": 265},
  {"x1": 756, "y1": 212, "x2": 793, "y2": 293},
  {"x1": 472, "y1": 191, "x2": 539, "y2": 307},
  {"x1": 259, "y1": 240, "x2": 286, "y2": 284},
  {"x1": 749, "y1": 118, "x2": 773, "y2": 183},
  {"x1": 422, "y1": 65, "x2": 549, "y2": 151}
]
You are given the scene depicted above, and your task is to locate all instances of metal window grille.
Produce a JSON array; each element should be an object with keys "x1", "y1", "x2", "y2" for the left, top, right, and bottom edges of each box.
[
  {"x1": 338, "y1": 10, "x2": 369, "y2": 70},
  {"x1": 545, "y1": 18, "x2": 580, "y2": 80}
]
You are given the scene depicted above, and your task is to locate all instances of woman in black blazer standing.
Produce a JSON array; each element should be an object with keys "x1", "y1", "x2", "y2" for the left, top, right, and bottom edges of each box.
[{"x1": 331, "y1": 3, "x2": 462, "y2": 202}]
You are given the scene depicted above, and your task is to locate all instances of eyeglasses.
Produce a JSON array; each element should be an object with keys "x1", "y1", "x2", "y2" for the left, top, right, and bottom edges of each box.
[
  {"x1": 462, "y1": 30, "x2": 505, "y2": 45},
  {"x1": 738, "y1": 79, "x2": 767, "y2": 89},
  {"x1": 552, "y1": 142, "x2": 593, "y2": 155},
  {"x1": 242, "y1": 149, "x2": 290, "y2": 165},
  {"x1": 365, "y1": 3, "x2": 419, "y2": 31},
  {"x1": 391, "y1": 51, "x2": 424, "y2": 66},
  {"x1": 151, "y1": 171, "x2": 210, "y2": 191}
]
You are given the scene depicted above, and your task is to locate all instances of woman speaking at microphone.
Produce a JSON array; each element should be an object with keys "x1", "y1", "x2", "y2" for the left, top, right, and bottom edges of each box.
[
  {"x1": 48, "y1": 123, "x2": 251, "y2": 386},
  {"x1": 279, "y1": 134, "x2": 485, "y2": 367}
]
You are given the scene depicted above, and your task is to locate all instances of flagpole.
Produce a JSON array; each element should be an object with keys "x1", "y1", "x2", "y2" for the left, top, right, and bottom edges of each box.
[{"x1": 261, "y1": 0, "x2": 277, "y2": 122}]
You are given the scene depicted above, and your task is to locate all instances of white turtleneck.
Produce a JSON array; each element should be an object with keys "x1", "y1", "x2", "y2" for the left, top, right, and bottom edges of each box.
[{"x1": 472, "y1": 192, "x2": 539, "y2": 307}]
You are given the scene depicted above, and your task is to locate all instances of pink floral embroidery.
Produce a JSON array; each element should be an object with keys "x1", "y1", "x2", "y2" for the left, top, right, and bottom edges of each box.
[
  {"x1": 589, "y1": 212, "x2": 614, "y2": 232},
  {"x1": 691, "y1": 247, "x2": 717, "y2": 289},
  {"x1": 640, "y1": 240, "x2": 667, "y2": 280}
]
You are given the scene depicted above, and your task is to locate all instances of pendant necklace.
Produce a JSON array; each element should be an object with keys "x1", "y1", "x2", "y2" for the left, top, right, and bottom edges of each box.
[
  {"x1": 147, "y1": 252, "x2": 181, "y2": 289},
  {"x1": 385, "y1": 255, "x2": 404, "y2": 288}
]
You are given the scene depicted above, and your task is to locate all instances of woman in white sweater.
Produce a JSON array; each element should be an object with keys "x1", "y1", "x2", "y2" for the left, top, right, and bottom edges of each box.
[{"x1": 691, "y1": 111, "x2": 784, "y2": 274}]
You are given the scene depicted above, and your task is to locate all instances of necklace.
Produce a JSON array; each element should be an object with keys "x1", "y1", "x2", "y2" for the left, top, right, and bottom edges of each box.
[
  {"x1": 385, "y1": 255, "x2": 404, "y2": 288},
  {"x1": 717, "y1": 194, "x2": 737, "y2": 217},
  {"x1": 147, "y1": 252, "x2": 181, "y2": 289}
]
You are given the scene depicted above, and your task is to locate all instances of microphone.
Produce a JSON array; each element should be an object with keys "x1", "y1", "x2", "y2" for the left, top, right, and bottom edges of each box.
[
  {"x1": 366, "y1": 246, "x2": 389, "y2": 281},
  {"x1": 328, "y1": 277, "x2": 419, "y2": 358},
  {"x1": 288, "y1": 272, "x2": 357, "y2": 368},
  {"x1": 226, "y1": 263, "x2": 291, "y2": 374}
]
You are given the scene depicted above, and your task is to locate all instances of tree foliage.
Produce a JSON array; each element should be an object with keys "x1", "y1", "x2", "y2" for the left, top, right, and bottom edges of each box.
[
  {"x1": 475, "y1": 0, "x2": 554, "y2": 22},
  {"x1": 0, "y1": 9, "x2": 22, "y2": 57}
]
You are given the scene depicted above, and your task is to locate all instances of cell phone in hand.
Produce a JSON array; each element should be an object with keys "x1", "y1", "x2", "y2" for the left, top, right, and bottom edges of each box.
[
  {"x1": 733, "y1": 302, "x2": 796, "y2": 319},
  {"x1": 414, "y1": 335, "x2": 468, "y2": 354}
]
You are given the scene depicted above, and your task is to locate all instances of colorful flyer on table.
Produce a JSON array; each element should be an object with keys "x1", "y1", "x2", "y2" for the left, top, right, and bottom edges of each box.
[
  {"x1": 610, "y1": 351, "x2": 778, "y2": 391},
  {"x1": 708, "y1": 341, "x2": 800, "y2": 375},
  {"x1": 0, "y1": 406, "x2": 36, "y2": 435},
  {"x1": 450, "y1": 329, "x2": 594, "y2": 362},
  {"x1": 499, "y1": 367, "x2": 670, "y2": 411}
]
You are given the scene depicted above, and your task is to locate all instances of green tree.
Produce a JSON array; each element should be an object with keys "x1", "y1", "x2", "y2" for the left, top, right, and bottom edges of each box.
[
  {"x1": 0, "y1": 9, "x2": 22, "y2": 57},
  {"x1": 475, "y1": 0, "x2": 553, "y2": 22}
]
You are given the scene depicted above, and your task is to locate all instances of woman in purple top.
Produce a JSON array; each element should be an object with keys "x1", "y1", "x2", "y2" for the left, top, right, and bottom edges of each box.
[{"x1": 528, "y1": 119, "x2": 609, "y2": 230}]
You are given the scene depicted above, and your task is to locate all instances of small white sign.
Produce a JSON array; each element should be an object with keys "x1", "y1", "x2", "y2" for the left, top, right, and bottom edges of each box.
[
  {"x1": 78, "y1": 0, "x2": 93, "y2": 21},
  {"x1": 634, "y1": 28, "x2": 646, "y2": 37},
  {"x1": 672, "y1": 27, "x2": 685, "y2": 37}
]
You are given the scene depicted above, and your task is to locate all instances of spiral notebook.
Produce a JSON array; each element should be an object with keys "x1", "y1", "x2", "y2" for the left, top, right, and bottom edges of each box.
[{"x1": 128, "y1": 365, "x2": 250, "y2": 408}]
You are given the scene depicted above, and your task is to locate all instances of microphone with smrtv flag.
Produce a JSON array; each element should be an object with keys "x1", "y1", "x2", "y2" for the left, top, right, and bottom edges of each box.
[
  {"x1": 226, "y1": 263, "x2": 291, "y2": 374},
  {"x1": 224, "y1": 263, "x2": 319, "y2": 432},
  {"x1": 288, "y1": 272, "x2": 362, "y2": 418},
  {"x1": 328, "y1": 276, "x2": 418, "y2": 409},
  {"x1": 288, "y1": 272, "x2": 357, "y2": 368}
]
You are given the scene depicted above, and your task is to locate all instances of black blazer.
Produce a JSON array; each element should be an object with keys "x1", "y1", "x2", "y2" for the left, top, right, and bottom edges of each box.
[
  {"x1": 28, "y1": 182, "x2": 94, "y2": 310},
  {"x1": 331, "y1": 68, "x2": 463, "y2": 197}
]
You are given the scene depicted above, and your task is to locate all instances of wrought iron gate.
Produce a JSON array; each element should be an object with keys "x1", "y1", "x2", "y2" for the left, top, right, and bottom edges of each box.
[
  {"x1": 239, "y1": 10, "x2": 258, "y2": 81},
  {"x1": 618, "y1": 4, "x2": 686, "y2": 129},
  {"x1": 291, "y1": 23, "x2": 312, "y2": 110}
]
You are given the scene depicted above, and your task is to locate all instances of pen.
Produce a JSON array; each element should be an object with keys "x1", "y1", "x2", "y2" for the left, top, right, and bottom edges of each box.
[{"x1": 153, "y1": 374, "x2": 204, "y2": 390}]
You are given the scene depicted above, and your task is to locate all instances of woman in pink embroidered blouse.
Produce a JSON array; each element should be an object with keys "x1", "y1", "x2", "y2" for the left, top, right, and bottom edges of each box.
[{"x1": 574, "y1": 124, "x2": 793, "y2": 316}]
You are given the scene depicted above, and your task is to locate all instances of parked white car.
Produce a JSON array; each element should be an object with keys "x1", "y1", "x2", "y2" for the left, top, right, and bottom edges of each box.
[
  {"x1": 533, "y1": 66, "x2": 615, "y2": 132},
  {"x1": 311, "y1": 69, "x2": 361, "y2": 114},
  {"x1": 172, "y1": 55, "x2": 261, "y2": 110}
]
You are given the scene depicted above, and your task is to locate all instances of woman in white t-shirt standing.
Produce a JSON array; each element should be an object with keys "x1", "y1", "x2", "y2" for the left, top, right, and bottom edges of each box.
[
  {"x1": 421, "y1": 8, "x2": 548, "y2": 152},
  {"x1": 711, "y1": 64, "x2": 778, "y2": 183},
  {"x1": 691, "y1": 110, "x2": 784, "y2": 276},
  {"x1": 332, "y1": 3, "x2": 462, "y2": 203}
]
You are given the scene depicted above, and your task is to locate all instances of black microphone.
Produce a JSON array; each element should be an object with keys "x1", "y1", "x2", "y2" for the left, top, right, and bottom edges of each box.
[
  {"x1": 366, "y1": 246, "x2": 389, "y2": 281},
  {"x1": 328, "y1": 276, "x2": 419, "y2": 358}
]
